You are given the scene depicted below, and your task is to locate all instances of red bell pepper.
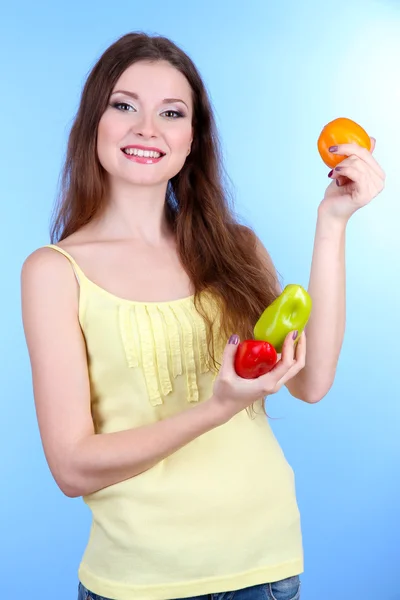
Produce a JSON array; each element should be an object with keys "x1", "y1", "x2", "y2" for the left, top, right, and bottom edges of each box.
[{"x1": 234, "y1": 339, "x2": 278, "y2": 379}]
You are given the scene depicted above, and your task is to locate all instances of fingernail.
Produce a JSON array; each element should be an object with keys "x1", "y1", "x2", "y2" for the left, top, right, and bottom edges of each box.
[
  {"x1": 292, "y1": 331, "x2": 298, "y2": 340},
  {"x1": 335, "y1": 166, "x2": 342, "y2": 171},
  {"x1": 329, "y1": 145, "x2": 338, "y2": 152},
  {"x1": 328, "y1": 170, "x2": 333, "y2": 178},
  {"x1": 229, "y1": 334, "x2": 239, "y2": 345}
]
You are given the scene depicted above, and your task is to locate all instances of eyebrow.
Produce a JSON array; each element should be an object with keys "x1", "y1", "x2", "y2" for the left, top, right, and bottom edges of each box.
[{"x1": 111, "y1": 90, "x2": 189, "y2": 109}]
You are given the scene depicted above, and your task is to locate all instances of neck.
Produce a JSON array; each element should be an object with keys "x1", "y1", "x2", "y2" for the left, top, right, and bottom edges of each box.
[{"x1": 97, "y1": 179, "x2": 172, "y2": 245}]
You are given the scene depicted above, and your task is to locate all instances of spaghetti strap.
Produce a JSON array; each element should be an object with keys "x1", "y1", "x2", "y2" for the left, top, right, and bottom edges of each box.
[{"x1": 44, "y1": 244, "x2": 85, "y2": 285}]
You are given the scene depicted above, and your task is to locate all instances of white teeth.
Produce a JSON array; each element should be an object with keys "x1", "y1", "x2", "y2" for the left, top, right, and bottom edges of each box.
[{"x1": 123, "y1": 148, "x2": 162, "y2": 158}]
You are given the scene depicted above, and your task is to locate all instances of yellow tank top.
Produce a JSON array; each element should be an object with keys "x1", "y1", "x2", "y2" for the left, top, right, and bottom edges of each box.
[{"x1": 45, "y1": 244, "x2": 303, "y2": 600}]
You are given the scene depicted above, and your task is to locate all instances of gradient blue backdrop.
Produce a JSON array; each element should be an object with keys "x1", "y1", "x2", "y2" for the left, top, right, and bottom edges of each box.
[{"x1": 1, "y1": 1, "x2": 399, "y2": 599}]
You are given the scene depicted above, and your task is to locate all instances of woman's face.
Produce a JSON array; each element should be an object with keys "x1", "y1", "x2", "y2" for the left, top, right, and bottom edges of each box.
[{"x1": 97, "y1": 60, "x2": 194, "y2": 188}]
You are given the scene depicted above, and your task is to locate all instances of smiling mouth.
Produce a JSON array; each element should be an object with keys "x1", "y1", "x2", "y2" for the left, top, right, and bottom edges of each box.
[{"x1": 121, "y1": 147, "x2": 165, "y2": 159}]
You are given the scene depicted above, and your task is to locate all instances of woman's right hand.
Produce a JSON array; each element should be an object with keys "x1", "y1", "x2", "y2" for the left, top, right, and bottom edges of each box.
[{"x1": 211, "y1": 331, "x2": 306, "y2": 423}]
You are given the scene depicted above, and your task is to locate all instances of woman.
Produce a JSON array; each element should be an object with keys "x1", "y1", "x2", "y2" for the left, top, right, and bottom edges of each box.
[{"x1": 21, "y1": 32, "x2": 385, "y2": 600}]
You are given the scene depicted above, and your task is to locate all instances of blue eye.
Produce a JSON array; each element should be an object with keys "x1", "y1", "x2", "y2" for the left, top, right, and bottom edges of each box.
[{"x1": 111, "y1": 102, "x2": 136, "y2": 112}]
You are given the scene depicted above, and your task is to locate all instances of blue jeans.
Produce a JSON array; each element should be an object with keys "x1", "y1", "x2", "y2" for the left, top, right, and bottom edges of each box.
[{"x1": 78, "y1": 576, "x2": 301, "y2": 600}]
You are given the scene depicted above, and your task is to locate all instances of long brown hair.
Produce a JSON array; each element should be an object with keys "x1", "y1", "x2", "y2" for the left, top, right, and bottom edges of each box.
[{"x1": 51, "y1": 32, "x2": 279, "y2": 364}]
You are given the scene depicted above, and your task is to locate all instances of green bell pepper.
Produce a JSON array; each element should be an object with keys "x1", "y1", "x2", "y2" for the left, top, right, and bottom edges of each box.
[{"x1": 253, "y1": 284, "x2": 312, "y2": 353}]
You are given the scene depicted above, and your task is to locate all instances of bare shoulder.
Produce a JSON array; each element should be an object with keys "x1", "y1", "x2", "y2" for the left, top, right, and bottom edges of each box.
[
  {"x1": 21, "y1": 246, "x2": 78, "y2": 301},
  {"x1": 21, "y1": 246, "x2": 81, "y2": 348},
  {"x1": 22, "y1": 245, "x2": 69, "y2": 277}
]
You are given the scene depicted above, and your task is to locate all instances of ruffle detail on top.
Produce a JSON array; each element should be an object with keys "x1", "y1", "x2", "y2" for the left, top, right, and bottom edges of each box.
[{"x1": 118, "y1": 295, "x2": 219, "y2": 407}]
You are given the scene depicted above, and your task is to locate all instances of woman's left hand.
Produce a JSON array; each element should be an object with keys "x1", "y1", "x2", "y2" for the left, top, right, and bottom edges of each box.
[{"x1": 319, "y1": 137, "x2": 385, "y2": 221}]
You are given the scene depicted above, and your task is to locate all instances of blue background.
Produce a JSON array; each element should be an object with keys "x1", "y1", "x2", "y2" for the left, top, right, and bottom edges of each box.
[{"x1": 1, "y1": 1, "x2": 399, "y2": 598}]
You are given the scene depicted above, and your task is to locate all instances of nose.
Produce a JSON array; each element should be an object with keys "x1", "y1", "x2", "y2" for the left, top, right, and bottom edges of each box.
[{"x1": 133, "y1": 111, "x2": 158, "y2": 139}]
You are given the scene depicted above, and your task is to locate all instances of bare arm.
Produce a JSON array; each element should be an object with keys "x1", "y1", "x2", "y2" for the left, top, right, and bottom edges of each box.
[
  {"x1": 286, "y1": 208, "x2": 346, "y2": 403},
  {"x1": 256, "y1": 212, "x2": 346, "y2": 404},
  {"x1": 259, "y1": 139, "x2": 385, "y2": 404},
  {"x1": 280, "y1": 208, "x2": 346, "y2": 403},
  {"x1": 22, "y1": 249, "x2": 303, "y2": 498}
]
